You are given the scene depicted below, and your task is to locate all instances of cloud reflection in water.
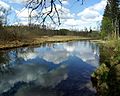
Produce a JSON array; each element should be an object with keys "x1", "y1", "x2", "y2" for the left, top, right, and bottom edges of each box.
[
  {"x1": 0, "y1": 41, "x2": 99, "y2": 96},
  {"x1": 0, "y1": 63, "x2": 68, "y2": 94},
  {"x1": 17, "y1": 41, "x2": 99, "y2": 67}
]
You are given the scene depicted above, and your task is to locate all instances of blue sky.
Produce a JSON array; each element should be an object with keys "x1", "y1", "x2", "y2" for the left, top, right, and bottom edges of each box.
[{"x1": 0, "y1": 0, "x2": 107, "y2": 30}]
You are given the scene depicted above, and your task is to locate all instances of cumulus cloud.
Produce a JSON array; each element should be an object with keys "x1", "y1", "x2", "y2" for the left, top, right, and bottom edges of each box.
[
  {"x1": 91, "y1": 0, "x2": 107, "y2": 11},
  {"x1": 42, "y1": 4, "x2": 74, "y2": 19},
  {"x1": 12, "y1": 0, "x2": 30, "y2": 3},
  {"x1": 0, "y1": 0, "x2": 10, "y2": 9},
  {"x1": 63, "y1": 19, "x2": 78, "y2": 26},
  {"x1": 77, "y1": 0, "x2": 107, "y2": 22},
  {"x1": 15, "y1": 8, "x2": 38, "y2": 25},
  {"x1": 77, "y1": 8, "x2": 102, "y2": 22},
  {"x1": 15, "y1": 4, "x2": 74, "y2": 25},
  {"x1": 62, "y1": 0, "x2": 68, "y2": 5},
  {"x1": 3, "y1": 0, "x2": 107, "y2": 29},
  {"x1": 17, "y1": 8, "x2": 37, "y2": 18},
  {"x1": 59, "y1": 0, "x2": 107, "y2": 30},
  {"x1": 0, "y1": 0, "x2": 11, "y2": 21}
]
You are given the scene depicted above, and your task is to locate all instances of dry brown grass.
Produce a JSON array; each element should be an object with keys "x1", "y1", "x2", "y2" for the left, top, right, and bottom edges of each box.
[{"x1": 0, "y1": 36, "x2": 91, "y2": 50}]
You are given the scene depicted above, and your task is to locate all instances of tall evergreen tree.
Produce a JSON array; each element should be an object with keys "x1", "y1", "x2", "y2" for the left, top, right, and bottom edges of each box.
[
  {"x1": 101, "y1": 0, "x2": 120, "y2": 38},
  {"x1": 109, "y1": 0, "x2": 120, "y2": 37},
  {"x1": 101, "y1": 2, "x2": 113, "y2": 38}
]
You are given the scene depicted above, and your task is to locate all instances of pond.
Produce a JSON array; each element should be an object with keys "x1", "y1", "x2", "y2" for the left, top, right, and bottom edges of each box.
[{"x1": 0, "y1": 41, "x2": 99, "y2": 96}]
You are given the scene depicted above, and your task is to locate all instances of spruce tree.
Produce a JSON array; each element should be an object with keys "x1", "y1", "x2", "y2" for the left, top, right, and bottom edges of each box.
[{"x1": 101, "y1": 0, "x2": 120, "y2": 38}]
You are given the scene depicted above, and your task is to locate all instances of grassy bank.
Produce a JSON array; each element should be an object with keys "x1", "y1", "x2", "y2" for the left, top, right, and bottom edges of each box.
[
  {"x1": 91, "y1": 39, "x2": 120, "y2": 96},
  {"x1": 0, "y1": 25, "x2": 100, "y2": 50},
  {"x1": 0, "y1": 36, "x2": 92, "y2": 50}
]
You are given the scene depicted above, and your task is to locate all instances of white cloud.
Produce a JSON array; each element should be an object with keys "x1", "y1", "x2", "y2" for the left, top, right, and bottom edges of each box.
[
  {"x1": 17, "y1": 8, "x2": 37, "y2": 18},
  {"x1": 77, "y1": 0, "x2": 107, "y2": 22},
  {"x1": 12, "y1": 0, "x2": 69, "y2": 4},
  {"x1": 40, "y1": 4, "x2": 76, "y2": 28},
  {"x1": 62, "y1": 0, "x2": 68, "y2": 5},
  {"x1": 0, "y1": 1, "x2": 11, "y2": 21},
  {"x1": 42, "y1": 4, "x2": 73, "y2": 19},
  {"x1": 15, "y1": 8, "x2": 38, "y2": 25},
  {"x1": 12, "y1": 0, "x2": 30, "y2": 3},
  {"x1": 0, "y1": 0, "x2": 10, "y2": 9},
  {"x1": 11, "y1": 0, "x2": 107, "y2": 30},
  {"x1": 91, "y1": 0, "x2": 107, "y2": 11},
  {"x1": 64, "y1": 19, "x2": 78, "y2": 26},
  {"x1": 15, "y1": 4, "x2": 74, "y2": 25},
  {"x1": 77, "y1": 8, "x2": 103, "y2": 22},
  {"x1": 59, "y1": 0, "x2": 107, "y2": 30}
]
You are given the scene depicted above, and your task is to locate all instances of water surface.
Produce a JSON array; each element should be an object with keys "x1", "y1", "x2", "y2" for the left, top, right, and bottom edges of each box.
[{"x1": 0, "y1": 41, "x2": 99, "y2": 96}]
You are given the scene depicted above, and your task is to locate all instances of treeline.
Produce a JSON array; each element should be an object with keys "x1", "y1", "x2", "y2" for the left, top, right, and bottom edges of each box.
[
  {"x1": 101, "y1": 0, "x2": 120, "y2": 39},
  {"x1": 0, "y1": 25, "x2": 99, "y2": 42},
  {"x1": 0, "y1": 2, "x2": 100, "y2": 42}
]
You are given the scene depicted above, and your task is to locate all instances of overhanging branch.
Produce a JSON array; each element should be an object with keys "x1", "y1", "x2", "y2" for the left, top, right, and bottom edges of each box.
[{"x1": 26, "y1": 0, "x2": 84, "y2": 26}]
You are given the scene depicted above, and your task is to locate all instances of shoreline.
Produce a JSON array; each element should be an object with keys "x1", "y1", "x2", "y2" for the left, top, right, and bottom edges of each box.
[
  {"x1": 90, "y1": 39, "x2": 106, "y2": 44},
  {"x1": 0, "y1": 36, "x2": 96, "y2": 50}
]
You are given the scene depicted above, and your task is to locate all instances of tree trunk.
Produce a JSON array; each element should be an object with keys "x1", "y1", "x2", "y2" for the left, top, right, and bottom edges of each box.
[{"x1": 119, "y1": 20, "x2": 120, "y2": 37}]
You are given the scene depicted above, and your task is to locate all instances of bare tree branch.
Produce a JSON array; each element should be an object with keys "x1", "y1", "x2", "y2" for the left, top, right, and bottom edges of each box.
[{"x1": 26, "y1": 0, "x2": 84, "y2": 26}]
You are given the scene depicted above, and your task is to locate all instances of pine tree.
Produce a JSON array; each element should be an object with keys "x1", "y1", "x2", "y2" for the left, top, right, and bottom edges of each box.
[
  {"x1": 108, "y1": 0, "x2": 120, "y2": 38},
  {"x1": 101, "y1": 2, "x2": 113, "y2": 38},
  {"x1": 101, "y1": 0, "x2": 120, "y2": 38}
]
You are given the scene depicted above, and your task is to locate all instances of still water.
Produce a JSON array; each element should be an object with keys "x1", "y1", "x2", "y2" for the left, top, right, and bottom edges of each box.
[{"x1": 0, "y1": 41, "x2": 99, "y2": 96}]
